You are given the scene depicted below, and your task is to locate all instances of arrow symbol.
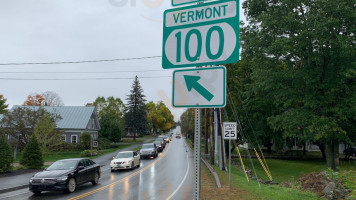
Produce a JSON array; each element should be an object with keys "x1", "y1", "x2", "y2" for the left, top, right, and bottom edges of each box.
[{"x1": 184, "y1": 75, "x2": 214, "y2": 101}]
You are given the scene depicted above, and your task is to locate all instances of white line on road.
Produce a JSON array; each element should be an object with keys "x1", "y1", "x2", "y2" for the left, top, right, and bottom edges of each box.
[
  {"x1": 166, "y1": 153, "x2": 190, "y2": 200},
  {"x1": 0, "y1": 191, "x2": 30, "y2": 199}
]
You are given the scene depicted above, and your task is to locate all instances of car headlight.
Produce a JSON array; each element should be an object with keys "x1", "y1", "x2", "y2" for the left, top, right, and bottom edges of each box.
[
  {"x1": 29, "y1": 178, "x2": 34, "y2": 183},
  {"x1": 55, "y1": 176, "x2": 68, "y2": 182}
]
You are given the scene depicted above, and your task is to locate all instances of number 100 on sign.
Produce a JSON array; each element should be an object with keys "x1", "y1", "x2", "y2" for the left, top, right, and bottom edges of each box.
[
  {"x1": 223, "y1": 122, "x2": 237, "y2": 140},
  {"x1": 162, "y1": 0, "x2": 239, "y2": 69}
]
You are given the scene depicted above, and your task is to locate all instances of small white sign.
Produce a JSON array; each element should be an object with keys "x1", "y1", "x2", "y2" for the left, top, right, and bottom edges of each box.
[
  {"x1": 223, "y1": 122, "x2": 237, "y2": 140},
  {"x1": 172, "y1": 66, "x2": 226, "y2": 108}
]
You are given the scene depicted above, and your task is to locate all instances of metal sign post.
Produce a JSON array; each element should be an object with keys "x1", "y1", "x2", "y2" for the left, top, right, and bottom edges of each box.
[
  {"x1": 194, "y1": 108, "x2": 201, "y2": 199},
  {"x1": 223, "y1": 122, "x2": 237, "y2": 189}
]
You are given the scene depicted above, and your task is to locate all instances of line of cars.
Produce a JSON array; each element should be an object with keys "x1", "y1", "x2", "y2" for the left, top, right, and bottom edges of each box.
[
  {"x1": 110, "y1": 134, "x2": 172, "y2": 172},
  {"x1": 28, "y1": 134, "x2": 174, "y2": 195}
]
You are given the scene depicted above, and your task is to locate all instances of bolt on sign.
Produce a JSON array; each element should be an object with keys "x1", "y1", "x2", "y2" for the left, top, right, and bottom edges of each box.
[{"x1": 162, "y1": 0, "x2": 239, "y2": 69}]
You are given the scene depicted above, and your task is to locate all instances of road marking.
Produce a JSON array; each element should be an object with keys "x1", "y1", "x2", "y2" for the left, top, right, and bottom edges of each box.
[
  {"x1": 68, "y1": 143, "x2": 172, "y2": 200},
  {"x1": 0, "y1": 191, "x2": 29, "y2": 199},
  {"x1": 166, "y1": 153, "x2": 190, "y2": 200}
]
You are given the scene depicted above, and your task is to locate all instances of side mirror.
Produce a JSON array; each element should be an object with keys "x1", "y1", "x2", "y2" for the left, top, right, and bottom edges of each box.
[{"x1": 77, "y1": 166, "x2": 85, "y2": 170}]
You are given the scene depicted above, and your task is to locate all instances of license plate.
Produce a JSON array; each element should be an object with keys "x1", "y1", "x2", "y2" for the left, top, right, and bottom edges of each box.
[{"x1": 117, "y1": 164, "x2": 121, "y2": 167}]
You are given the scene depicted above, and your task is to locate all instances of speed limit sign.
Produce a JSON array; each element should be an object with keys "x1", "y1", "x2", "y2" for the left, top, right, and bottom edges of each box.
[{"x1": 223, "y1": 122, "x2": 237, "y2": 140}]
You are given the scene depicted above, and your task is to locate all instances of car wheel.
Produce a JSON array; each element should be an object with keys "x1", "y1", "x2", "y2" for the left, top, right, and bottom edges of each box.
[
  {"x1": 131, "y1": 162, "x2": 134, "y2": 170},
  {"x1": 32, "y1": 191, "x2": 41, "y2": 195},
  {"x1": 137, "y1": 160, "x2": 140, "y2": 168},
  {"x1": 91, "y1": 172, "x2": 99, "y2": 185},
  {"x1": 66, "y1": 178, "x2": 76, "y2": 193}
]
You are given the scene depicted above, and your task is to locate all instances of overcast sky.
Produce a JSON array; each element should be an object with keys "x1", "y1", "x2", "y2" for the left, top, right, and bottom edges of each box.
[{"x1": 0, "y1": 0, "x2": 246, "y2": 121}]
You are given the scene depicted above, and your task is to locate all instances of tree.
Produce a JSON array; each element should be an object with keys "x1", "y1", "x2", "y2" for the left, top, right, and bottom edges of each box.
[
  {"x1": 146, "y1": 101, "x2": 175, "y2": 134},
  {"x1": 41, "y1": 91, "x2": 64, "y2": 106},
  {"x1": 24, "y1": 94, "x2": 45, "y2": 106},
  {"x1": 0, "y1": 107, "x2": 61, "y2": 160},
  {"x1": 0, "y1": 134, "x2": 13, "y2": 172},
  {"x1": 241, "y1": 0, "x2": 356, "y2": 170},
  {"x1": 90, "y1": 96, "x2": 126, "y2": 142},
  {"x1": 34, "y1": 113, "x2": 63, "y2": 154},
  {"x1": 92, "y1": 96, "x2": 125, "y2": 119},
  {"x1": 24, "y1": 91, "x2": 64, "y2": 106},
  {"x1": 0, "y1": 95, "x2": 8, "y2": 114},
  {"x1": 20, "y1": 135, "x2": 43, "y2": 169},
  {"x1": 80, "y1": 132, "x2": 92, "y2": 150},
  {"x1": 99, "y1": 112, "x2": 124, "y2": 142},
  {"x1": 125, "y1": 76, "x2": 148, "y2": 141}
]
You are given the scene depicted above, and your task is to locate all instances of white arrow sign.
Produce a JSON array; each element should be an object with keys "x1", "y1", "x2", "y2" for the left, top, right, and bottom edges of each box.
[{"x1": 172, "y1": 66, "x2": 226, "y2": 108}]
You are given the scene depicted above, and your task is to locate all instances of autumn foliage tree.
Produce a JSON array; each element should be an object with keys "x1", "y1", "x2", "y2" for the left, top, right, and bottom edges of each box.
[
  {"x1": 24, "y1": 91, "x2": 64, "y2": 106},
  {"x1": 24, "y1": 94, "x2": 45, "y2": 106}
]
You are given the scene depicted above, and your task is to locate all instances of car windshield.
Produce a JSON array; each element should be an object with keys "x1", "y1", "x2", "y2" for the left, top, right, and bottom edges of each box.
[
  {"x1": 46, "y1": 160, "x2": 78, "y2": 170},
  {"x1": 115, "y1": 152, "x2": 133, "y2": 158},
  {"x1": 154, "y1": 141, "x2": 161, "y2": 146},
  {"x1": 142, "y1": 144, "x2": 154, "y2": 149}
]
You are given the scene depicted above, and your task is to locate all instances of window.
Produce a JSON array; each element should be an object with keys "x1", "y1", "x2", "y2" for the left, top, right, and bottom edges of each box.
[
  {"x1": 62, "y1": 134, "x2": 66, "y2": 142},
  {"x1": 71, "y1": 135, "x2": 77, "y2": 144},
  {"x1": 78, "y1": 160, "x2": 85, "y2": 167},
  {"x1": 84, "y1": 159, "x2": 92, "y2": 167}
]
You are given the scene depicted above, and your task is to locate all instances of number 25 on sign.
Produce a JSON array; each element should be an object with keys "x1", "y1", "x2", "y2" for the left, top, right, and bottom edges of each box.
[
  {"x1": 223, "y1": 122, "x2": 237, "y2": 140},
  {"x1": 162, "y1": 0, "x2": 239, "y2": 69}
]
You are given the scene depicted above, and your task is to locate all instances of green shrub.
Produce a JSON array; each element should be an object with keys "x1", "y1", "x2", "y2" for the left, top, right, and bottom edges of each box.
[
  {"x1": 80, "y1": 149, "x2": 98, "y2": 157},
  {"x1": 98, "y1": 138, "x2": 111, "y2": 150},
  {"x1": 80, "y1": 132, "x2": 91, "y2": 150},
  {"x1": 20, "y1": 135, "x2": 43, "y2": 169},
  {"x1": 0, "y1": 135, "x2": 14, "y2": 172},
  {"x1": 59, "y1": 142, "x2": 78, "y2": 151}
]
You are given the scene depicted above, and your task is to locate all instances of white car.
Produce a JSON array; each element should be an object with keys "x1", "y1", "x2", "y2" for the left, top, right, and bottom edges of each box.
[{"x1": 110, "y1": 151, "x2": 140, "y2": 172}]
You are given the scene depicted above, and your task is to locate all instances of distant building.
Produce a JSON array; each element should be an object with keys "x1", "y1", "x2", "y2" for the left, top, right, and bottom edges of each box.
[{"x1": 4, "y1": 106, "x2": 100, "y2": 145}]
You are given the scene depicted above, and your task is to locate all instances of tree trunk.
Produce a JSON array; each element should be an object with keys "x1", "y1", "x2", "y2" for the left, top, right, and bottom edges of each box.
[
  {"x1": 318, "y1": 143, "x2": 326, "y2": 160},
  {"x1": 325, "y1": 140, "x2": 339, "y2": 171},
  {"x1": 204, "y1": 109, "x2": 209, "y2": 155},
  {"x1": 209, "y1": 108, "x2": 215, "y2": 165},
  {"x1": 303, "y1": 142, "x2": 306, "y2": 156}
]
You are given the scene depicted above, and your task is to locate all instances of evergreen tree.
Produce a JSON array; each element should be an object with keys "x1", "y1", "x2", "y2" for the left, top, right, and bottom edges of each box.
[
  {"x1": 0, "y1": 135, "x2": 13, "y2": 172},
  {"x1": 0, "y1": 95, "x2": 8, "y2": 114},
  {"x1": 125, "y1": 76, "x2": 148, "y2": 141},
  {"x1": 20, "y1": 135, "x2": 43, "y2": 169}
]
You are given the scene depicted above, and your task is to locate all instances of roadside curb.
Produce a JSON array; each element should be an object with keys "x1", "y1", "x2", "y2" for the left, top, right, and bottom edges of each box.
[{"x1": 0, "y1": 184, "x2": 28, "y2": 194}]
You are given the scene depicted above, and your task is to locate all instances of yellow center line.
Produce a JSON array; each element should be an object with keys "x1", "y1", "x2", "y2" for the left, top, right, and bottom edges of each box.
[{"x1": 68, "y1": 143, "x2": 172, "y2": 200}]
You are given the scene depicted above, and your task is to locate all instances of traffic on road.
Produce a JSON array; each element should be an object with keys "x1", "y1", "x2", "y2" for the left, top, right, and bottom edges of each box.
[{"x1": 0, "y1": 127, "x2": 194, "y2": 200}]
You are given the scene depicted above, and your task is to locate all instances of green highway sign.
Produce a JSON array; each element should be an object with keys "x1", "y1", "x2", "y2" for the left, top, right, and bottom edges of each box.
[
  {"x1": 162, "y1": 0, "x2": 239, "y2": 69},
  {"x1": 172, "y1": 0, "x2": 204, "y2": 7},
  {"x1": 172, "y1": 66, "x2": 226, "y2": 108}
]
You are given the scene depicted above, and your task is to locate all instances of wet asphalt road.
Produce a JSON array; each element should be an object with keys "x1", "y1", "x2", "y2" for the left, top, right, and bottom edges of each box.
[{"x1": 0, "y1": 128, "x2": 195, "y2": 200}]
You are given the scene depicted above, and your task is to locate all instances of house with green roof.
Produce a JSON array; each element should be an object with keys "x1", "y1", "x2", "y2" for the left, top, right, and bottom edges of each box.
[{"x1": 9, "y1": 106, "x2": 100, "y2": 145}]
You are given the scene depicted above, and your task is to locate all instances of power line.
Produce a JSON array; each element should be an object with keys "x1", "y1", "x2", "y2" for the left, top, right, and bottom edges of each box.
[
  {"x1": 0, "y1": 75, "x2": 171, "y2": 81},
  {"x1": 0, "y1": 55, "x2": 162, "y2": 66},
  {"x1": 0, "y1": 69, "x2": 171, "y2": 74}
]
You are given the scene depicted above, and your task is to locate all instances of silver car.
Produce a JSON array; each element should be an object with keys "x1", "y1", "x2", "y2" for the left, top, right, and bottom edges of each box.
[{"x1": 139, "y1": 143, "x2": 158, "y2": 159}]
